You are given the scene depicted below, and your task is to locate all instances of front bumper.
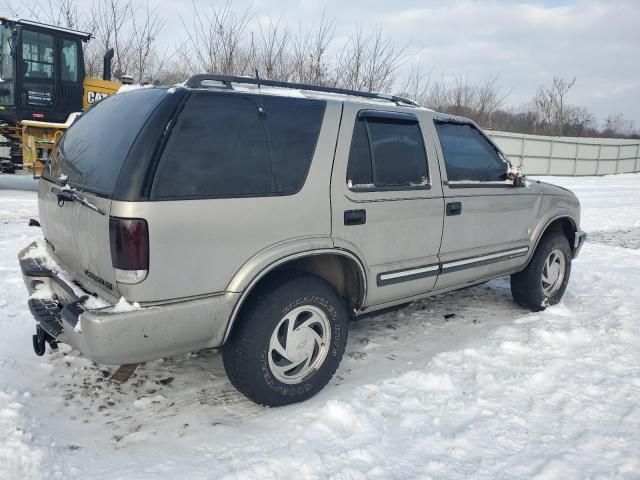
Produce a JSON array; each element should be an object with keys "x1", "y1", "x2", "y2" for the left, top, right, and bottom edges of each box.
[
  {"x1": 19, "y1": 242, "x2": 239, "y2": 365},
  {"x1": 573, "y1": 230, "x2": 587, "y2": 258}
]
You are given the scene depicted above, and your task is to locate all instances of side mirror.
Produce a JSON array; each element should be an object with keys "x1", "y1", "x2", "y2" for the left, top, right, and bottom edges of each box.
[
  {"x1": 513, "y1": 176, "x2": 526, "y2": 187},
  {"x1": 504, "y1": 162, "x2": 526, "y2": 187}
]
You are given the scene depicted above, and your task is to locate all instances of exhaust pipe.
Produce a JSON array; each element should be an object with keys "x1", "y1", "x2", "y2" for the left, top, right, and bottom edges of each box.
[{"x1": 103, "y1": 48, "x2": 115, "y2": 81}]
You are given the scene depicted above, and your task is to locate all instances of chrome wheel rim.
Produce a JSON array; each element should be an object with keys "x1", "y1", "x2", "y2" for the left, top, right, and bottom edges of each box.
[
  {"x1": 541, "y1": 249, "x2": 566, "y2": 296},
  {"x1": 268, "y1": 305, "x2": 331, "y2": 384}
]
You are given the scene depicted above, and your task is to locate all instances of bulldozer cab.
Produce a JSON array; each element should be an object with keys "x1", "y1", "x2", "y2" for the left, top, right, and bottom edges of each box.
[{"x1": 0, "y1": 18, "x2": 89, "y2": 125}]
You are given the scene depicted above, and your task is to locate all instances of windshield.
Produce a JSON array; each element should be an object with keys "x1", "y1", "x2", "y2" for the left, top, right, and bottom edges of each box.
[
  {"x1": 0, "y1": 24, "x2": 14, "y2": 106},
  {"x1": 46, "y1": 88, "x2": 168, "y2": 196}
]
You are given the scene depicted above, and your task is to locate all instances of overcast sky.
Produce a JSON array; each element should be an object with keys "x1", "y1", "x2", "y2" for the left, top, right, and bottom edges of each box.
[{"x1": 23, "y1": 0, "x2": 640, "y2": 124}]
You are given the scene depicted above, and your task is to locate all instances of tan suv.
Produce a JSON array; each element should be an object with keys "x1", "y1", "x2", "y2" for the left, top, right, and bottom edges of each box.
[{"x1": 18, "y1": 75, "x2": 586, "y2": 406}]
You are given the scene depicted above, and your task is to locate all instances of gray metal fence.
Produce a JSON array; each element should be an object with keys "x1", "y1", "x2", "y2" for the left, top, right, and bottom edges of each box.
[{"x1": 487, "y1": 130, "x2": 640, "y2": 176}]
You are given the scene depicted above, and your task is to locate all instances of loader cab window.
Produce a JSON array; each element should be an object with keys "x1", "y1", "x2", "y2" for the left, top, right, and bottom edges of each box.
[
  {"x1": 22, "y1": 30, "x2": 54, "y2": 79},
  {"x1": 20, "y1": 29, "x2": 55, "y2": 108},
  {"x1": 61, "y1": 39, "x2": 78, "y2": 82}
]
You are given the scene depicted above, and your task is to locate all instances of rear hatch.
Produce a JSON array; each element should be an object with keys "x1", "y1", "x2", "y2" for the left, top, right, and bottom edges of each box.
[{"x1": 39, "y1": 88, "x2": 170, "y2": 302}]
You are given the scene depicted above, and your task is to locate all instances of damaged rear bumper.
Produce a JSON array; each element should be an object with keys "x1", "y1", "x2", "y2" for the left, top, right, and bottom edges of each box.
[{"x1": 19, "y1": 242, "x2": 239, "y2": 365}]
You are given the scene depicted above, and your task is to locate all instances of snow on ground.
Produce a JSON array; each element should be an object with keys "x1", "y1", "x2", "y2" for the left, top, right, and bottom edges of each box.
[{"x1": 1, "y1": 174, "x2": 639, "y2": 479}]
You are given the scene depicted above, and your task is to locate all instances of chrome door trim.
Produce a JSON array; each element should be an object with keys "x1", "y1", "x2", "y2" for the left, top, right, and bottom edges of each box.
[
  {"x1": 377, "y1": 264, "x2": 440, "y2": 286},
  {"x1": 441, "y1": 247, "x2": 529, "y2": 273},
  {"x1": 376, "y1": 246, "x2": 530, "y2": 287}
]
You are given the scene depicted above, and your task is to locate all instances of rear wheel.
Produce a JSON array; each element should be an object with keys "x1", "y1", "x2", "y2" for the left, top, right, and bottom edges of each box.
[
  {"x1": 222, "y1": 274, "x2": 349, "y2": 406},
  {"x1": 511, "y1": 232, "x2": 572, "y2": 311}
]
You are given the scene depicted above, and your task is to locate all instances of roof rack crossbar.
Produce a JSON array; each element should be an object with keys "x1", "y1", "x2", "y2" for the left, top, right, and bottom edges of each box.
[{"x1": 184, "y1": 74, "x2": 420, "y2": 107}]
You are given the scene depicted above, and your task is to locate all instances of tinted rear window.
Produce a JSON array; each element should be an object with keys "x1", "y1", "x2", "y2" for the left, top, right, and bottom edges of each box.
[
  {"x1": 152, "y1": 91, "x2": 325, "y2": 199},
  {"x1": 48, "y1": 88, "x2": 167, "y2": 195}
]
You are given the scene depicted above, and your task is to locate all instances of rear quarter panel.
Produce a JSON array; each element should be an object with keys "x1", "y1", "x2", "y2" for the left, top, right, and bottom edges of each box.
[{"x1": 111, "y1": 101, "x2": 342, "y2": 303}]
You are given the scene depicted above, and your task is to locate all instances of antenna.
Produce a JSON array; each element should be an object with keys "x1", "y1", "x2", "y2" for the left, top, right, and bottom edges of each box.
[
  {"x1": 255, "y1": 68, "x2": 261, "y2": 91},
  {"x1": 254, "y1": 68, "x2": 265, "y2": 116}
]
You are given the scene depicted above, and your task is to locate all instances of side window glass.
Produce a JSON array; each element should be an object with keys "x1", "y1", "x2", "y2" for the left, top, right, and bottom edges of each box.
[
  {"x1": 154, "y1": 92, "x2": 325, "y2": 199},
  {"x1": 155, "y1": 94, "x2": 272, "y2": 198},
  {"x1": 61, "y1": 39, "x2": 78, "y2": 82},
  {"x1": 435, "y1": 122, "x2": 507, "y2": 182},
  {"x1": 346, "y1": 114, "x2": 428, "y2": 190},
  {"x1": 261, "y1": 96, "x2": 324, "y2": 192},
  {"x1": 346, "y1": 120, "x2": 373, "y2": 187},
  {"x1": 368, "y1": 120, "x2": 428, "y2": 187}
]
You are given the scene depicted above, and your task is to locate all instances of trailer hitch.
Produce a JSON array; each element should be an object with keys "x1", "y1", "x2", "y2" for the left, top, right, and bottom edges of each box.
[{"x1": 32, "y1": 325, "x2": 58, "y2": 356}]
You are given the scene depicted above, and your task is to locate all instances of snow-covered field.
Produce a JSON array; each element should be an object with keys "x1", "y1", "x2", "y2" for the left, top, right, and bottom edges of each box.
[{"x1": 1, "y1": 174, "x2": 639, "y2": 480}]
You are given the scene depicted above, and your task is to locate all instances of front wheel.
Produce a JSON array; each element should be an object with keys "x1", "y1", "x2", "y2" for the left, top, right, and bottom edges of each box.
[
  {"x1": 511, "y1": 232, "x2": 572, "y2": 311},
  {"x1": 222, "y1": 274, "x2": 349, "y2": 406}
]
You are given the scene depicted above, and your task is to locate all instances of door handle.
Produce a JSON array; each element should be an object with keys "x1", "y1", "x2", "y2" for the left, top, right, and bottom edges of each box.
[
  {"x1": 344, "y1": 209, "x2": 366, "y2": 226},
  {"x1": 446, "y1": 202, "x2": 462, "y2": 216}
]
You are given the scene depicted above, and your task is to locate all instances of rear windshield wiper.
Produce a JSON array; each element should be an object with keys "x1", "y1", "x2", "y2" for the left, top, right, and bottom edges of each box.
[{"x1": 51, "y1": 187, "x2": 106, "y2": 216}]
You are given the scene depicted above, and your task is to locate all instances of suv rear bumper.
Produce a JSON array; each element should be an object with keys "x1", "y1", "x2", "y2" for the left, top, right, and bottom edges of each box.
[{"x1": 19, "y1": 242, "x2": 239, "y2": 365}]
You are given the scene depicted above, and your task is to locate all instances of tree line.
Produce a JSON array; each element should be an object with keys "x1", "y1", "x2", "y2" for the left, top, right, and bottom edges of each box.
[{"x1": 8, "y1": 0, "x2": 639, "y2": 139}]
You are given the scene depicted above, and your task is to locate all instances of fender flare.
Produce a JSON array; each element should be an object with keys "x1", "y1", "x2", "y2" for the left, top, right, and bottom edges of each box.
[
  {"x1": 528, "y1": 213, "x2": 578, "y2": 262},
  {"x1": 222, "y1": 248, "x2": 368, "y2": 343}
]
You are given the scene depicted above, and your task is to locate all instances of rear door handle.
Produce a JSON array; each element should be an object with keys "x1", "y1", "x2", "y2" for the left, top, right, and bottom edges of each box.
[
  {"x1": 344, "y1": 209, "x2": 366, "y2": 226},
  {"x1": 446, "y1": 202, "x2": 462, "y2": 216}
]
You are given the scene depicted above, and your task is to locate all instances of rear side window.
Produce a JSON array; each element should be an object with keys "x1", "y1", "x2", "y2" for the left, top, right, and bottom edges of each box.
[
  {"x1": 347, "y1": 113, "x2": 428, "y2": 190},
  {"x1": 153, "y1": 92, "x2": 325, "y2": 199},
  {"x1": 434, "y1": 122, "x2": 507, "y2": 182},
  {"x1": 48, "y1": 88, "x2": 168, "y2": 195}
]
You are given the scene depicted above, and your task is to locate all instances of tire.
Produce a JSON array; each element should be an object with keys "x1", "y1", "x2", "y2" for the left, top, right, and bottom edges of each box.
[
  {"x1": 222, "y1": 274, "x2": 349, "y2": 406},
  {"x1": 511, "y1": 231, "x2": 572, "y2": 311}
]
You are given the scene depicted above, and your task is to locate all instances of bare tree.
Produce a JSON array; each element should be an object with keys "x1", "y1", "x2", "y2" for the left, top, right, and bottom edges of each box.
[
  {"x1": 423, "y1": 75, "x2": 452, "y2": 112},
  {"x1": 252, "y1": 17, "x2": 292, "y2": 81},
  {"x1": 475, "y1": 74, "x2": 510, "y2": 127},
  {"x1": 290, "y1": 13, "x2": 336, "y2": 85},
  {"x1": 92, "y1": 0, "x2": 136, "y2": 78},
  {"x1": 602, "y1": 113, "x2": 637, "y2": 138},
  {"x1": 401, "y1": 72, "x2": 509, "y2": 127},
  {"x1": 534, "y1": 76, "x2": 576, "y2": 135},
  {"x1": 130, "y1": 2, "x2": 170, "y2": 83},
  {"x1": 179, "y1": 0, "x2": 251, "y2": 75},
  {"x1": 26, "y1": 0, "x2": 86, "y2": 30},
  {"x1": 14, "y1": 0, "x2": 636, "y2": 139},
  {"x1": 336, "y1": 27, "x2": 408, "y2": 92},
  {"x1": 398, "y1": 65, "x2": 433, "y2": 105},
  {"x1": 4, "y1": 0, "x2": 22, "y2": 17}
]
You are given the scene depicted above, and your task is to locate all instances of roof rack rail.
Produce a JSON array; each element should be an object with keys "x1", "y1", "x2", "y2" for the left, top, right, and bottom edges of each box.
[{"x1": 184, "y1": 74, "x2": 420, "y2": 107}]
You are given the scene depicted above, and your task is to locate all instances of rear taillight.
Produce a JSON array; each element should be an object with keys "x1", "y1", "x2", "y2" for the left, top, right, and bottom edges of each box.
[{"x1": 109, "y1": 217, "x2": 149, "y2": 284}]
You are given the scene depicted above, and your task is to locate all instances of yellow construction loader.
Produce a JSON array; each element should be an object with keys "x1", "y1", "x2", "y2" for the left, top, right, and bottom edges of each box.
[{"x1": 0, "y1": 17, "x2": 122, "y2": 174}]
